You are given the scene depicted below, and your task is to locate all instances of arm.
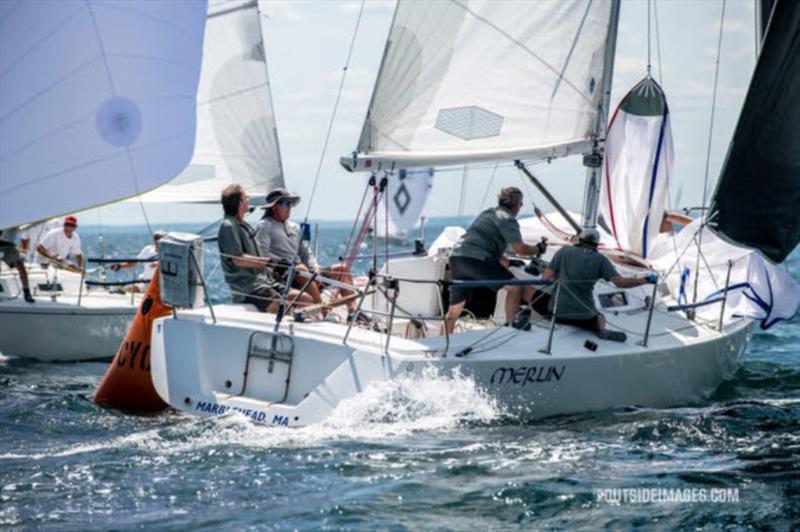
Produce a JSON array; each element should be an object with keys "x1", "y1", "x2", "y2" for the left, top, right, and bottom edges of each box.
[
  {"x1": 231, "y1": 254, "x2": 269, "y2": 269},
  {"x1": 511, "y1": 241, "x2": 544, "y2": 257},
  {"x1": 541, "y1": 267, "x2": 556, "y2": 281},
  {"x1": 36, "y1": 243, "x2": 54, "y2": 261},
  {"x1": 610, "y1": 275, "x2": 651, "y2": 289},
  {"x1": 76, "y1": 254, "x2": 84, "y2": 270},
  {"x1": 110, "y1": 261, "x2": 135, "y2": 271}
]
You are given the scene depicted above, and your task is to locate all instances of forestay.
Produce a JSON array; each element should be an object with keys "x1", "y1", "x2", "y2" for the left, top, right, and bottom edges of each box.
[
  {"x1": 0, "y1": 0, "x2": 207, "y2": 229},
  {"x1": 341, "y1": 0, "x2": 615, "y2": 171},
  {"x1": 136, "y1": 0, "x2": 284, "y2": 205},
  {"x1": 600, "y1": 77, "x2": 673, "y2": 259}
]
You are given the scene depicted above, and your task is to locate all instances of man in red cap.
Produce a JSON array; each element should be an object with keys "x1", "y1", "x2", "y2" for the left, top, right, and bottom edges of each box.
[{"x1": 36, "y1": 215, "x2": 84, "y2": 271}]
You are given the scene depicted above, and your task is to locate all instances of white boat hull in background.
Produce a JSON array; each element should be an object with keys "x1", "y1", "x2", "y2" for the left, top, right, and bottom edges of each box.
[
  {"x1": 150, "y1": 305, "x2": 751, "y2": 428},
  {"x1": 0, "y1": 268, "x2": 138, "y2": 361},
  {"x1": 0, "y1": 299, "x2": 135, "y2": 361}
]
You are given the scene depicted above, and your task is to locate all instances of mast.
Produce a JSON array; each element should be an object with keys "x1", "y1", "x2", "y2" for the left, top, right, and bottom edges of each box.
[{"x1": 580, "y1": 0, "x2": 621, "y2": 229}]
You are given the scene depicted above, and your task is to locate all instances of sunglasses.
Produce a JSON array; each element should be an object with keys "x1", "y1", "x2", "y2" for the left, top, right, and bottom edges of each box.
[{"x1": 277, "y1": 199, "x2": 293, "y2": 207}]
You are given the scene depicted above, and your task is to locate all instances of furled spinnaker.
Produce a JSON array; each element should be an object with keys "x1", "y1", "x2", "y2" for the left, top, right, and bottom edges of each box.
[
  {"x1": 600, "y1": 77, "x2": 674, "y2": 258},
  {"x1": 0, "y1": 0, "x2": 207, "y2": 229}
]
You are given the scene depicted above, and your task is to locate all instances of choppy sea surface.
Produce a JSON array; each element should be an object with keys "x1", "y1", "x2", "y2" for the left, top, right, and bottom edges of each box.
[{"x1": 1, "y1": 219, "x2": 798, "y2": 529}]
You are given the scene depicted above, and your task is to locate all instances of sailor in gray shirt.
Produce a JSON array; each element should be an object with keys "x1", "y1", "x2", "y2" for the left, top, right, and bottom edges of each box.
[
  {"x1": 217, "y1": 185, "x2": 312, "y2": 313},
  {"x1": 255, "y1": 188, "x2": 355, "y2": 311},
  {"x1": 444, "y1": 187, "x2": 545, "y2": 333},
  {"x1": 534, "y1": 228, "x2": 657, "y2": 341}
]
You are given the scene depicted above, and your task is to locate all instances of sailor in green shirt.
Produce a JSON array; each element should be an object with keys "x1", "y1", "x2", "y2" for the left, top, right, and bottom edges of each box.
[
  {"x1": 444, "y1": 187, "x2": 546, "y2": 333},
  {"x1": 217, "y1": 184, "x2": 313, "y2": 313},
  {"x1": 533, "y1": 228, "x2": 657, "y2": 341}
]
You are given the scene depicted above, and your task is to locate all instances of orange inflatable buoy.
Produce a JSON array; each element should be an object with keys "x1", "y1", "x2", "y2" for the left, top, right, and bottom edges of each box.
[{"x1": 94, "y1": 270, "x2": 171, "y2": 413}]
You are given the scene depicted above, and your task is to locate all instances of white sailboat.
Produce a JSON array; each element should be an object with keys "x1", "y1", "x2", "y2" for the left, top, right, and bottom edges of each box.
[
  {"x1": 150, "y1": 0, "x2": 799, "y2": 427},
  {"x1": 0, "y1": 0, "x2": 208, "y2": 361}
]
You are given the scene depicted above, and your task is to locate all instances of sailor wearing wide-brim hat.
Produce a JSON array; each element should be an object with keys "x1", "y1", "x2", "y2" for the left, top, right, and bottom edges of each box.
[
  {"x1": 261, "y1": 187, "x2": 301, "y2": 210},
  {"x1": 255, "y1": 187, "x2": 313, "y2": 270},
  {"x1": 254, "y1": 186, "x2": 358, "y2": 314}
]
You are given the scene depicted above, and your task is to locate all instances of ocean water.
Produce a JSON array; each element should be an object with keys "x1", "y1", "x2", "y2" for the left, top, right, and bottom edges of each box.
[{"x1": 1, "y1": 220, "x2": 798, "y2": 529}]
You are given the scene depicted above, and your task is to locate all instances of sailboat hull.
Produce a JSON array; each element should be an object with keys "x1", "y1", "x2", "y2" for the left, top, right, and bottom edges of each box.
[
  {"x1": 0, "y1": 299, "x2": 136, "y2": 361},
  {"x1": 150, "y1": 305, "x2": 751, "y2": 427},
  {"x1": 0, "y1": 269, "x2": 138, "y2": 361}
]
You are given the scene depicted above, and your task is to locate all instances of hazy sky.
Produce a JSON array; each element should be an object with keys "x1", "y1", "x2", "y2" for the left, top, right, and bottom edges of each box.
[{"x1": 91, "y1": 0, "x2": 757, "y2": 226}]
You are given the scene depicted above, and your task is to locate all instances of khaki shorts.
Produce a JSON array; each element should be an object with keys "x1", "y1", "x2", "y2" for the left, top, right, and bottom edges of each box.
[{"x1": 0, "y1": 241, "x2": 21, "y2": 267}]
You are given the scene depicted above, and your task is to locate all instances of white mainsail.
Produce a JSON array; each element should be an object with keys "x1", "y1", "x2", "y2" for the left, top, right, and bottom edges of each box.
[
  {"x1": 136, "y1": 0, "x2": 284, "y2": 205},
  {"x1": 341, "y1": 0, "x2": 615, "y2": 171},
  {"x1": 0, "y1": 0, "x2": 207, "y2": 229}
]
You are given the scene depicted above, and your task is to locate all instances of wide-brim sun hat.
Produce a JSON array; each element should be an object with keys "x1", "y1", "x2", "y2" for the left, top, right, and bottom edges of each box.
[{"x1": 262, "y1": 187, "x2": 301, "y2": 209}]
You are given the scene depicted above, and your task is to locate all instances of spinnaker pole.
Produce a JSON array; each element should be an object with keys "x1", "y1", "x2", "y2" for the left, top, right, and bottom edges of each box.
[{"x1": 581, "y1": 0, "x2": 621, "y2": 230}]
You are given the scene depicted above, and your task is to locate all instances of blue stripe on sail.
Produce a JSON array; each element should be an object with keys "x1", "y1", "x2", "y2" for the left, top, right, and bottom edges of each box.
[{"x1": 641, "y1": 104, "x2": 669, "y2": 258}]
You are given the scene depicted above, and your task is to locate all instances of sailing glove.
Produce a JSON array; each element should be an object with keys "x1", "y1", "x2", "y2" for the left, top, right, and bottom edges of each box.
[
  {"x1": 645, "y1": 273, "x2": 658, "y2": 284},
  {"x1": 536, "y1": 240, "x2": 548, "y2": 256}
]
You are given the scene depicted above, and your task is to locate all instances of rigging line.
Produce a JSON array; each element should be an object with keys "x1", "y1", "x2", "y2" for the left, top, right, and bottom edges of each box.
[
  {"x1": 653, "y1": 0, "x2": 664, "y2": 85},
  {"x1": 302, "y1": 0, "x2": 366, "y2": 223},
  {"x1": 693, "y1": 0, "x2": 726, "y2": 303},
  {"x1": 479, "y1": 162, "x2": 500, "y2": 209},
  {"x1": 343, "y1": 181, "x2": 371, "y2": 257},
  {"x1": 458, "y1": 166, "x2": 468, "y2": 217},
  {"x1": 647, "y1": 0, "x2": 652, "y2": 76}
]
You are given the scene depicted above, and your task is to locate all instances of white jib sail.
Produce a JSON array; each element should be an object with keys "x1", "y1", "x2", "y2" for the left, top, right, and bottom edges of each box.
[
  {"x1": 342, "y1": 0, "x2": 615, "y2": 171},
  {"x1": 0, "y1": 0, "x2": 207, "y2": 229},
  {"x1": 136, "y1": 0, "x2": 284, "y2": 205},
  {"x1": 375, "y1": 168, "x2": 434, "y2": 240},
  {"x1": 600, "y1": 77, "x2": 674, "y2": 258}
]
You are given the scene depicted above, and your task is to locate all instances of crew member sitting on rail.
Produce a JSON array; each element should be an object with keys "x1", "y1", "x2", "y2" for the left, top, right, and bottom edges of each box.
[
  {"x1": 255, "y1": 187, "x2": 355, "y2": 312},
  {"x1": 36, "y1": 216, "x2": 84, "y2": 271},
  {"x1": 217, "y1": 184, "x2": 312, "y2": 313},
  {"x1": 110, "y1": 230, "x2": 165, "y2": 292},
  {"x1": 443, "y1": 187, "x2": 546, "y2": 333},
  {"x1": 0, "y1": 227, "x2": 35, "y2": 303},
  {"x1": 531, "y1": 227, "x2": 657, "y2": 342}
]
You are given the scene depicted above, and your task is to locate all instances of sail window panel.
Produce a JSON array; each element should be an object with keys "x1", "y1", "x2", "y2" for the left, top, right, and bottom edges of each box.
[
  {"x1": 357, "y1": 0, "x2": 612, "y2": 163},
  {"x1": 435, "y1": 106, "x2": 504, "y2": 140},
  {"x1": 137, "y1": 0, "x2": 284, "y2": 204}
]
